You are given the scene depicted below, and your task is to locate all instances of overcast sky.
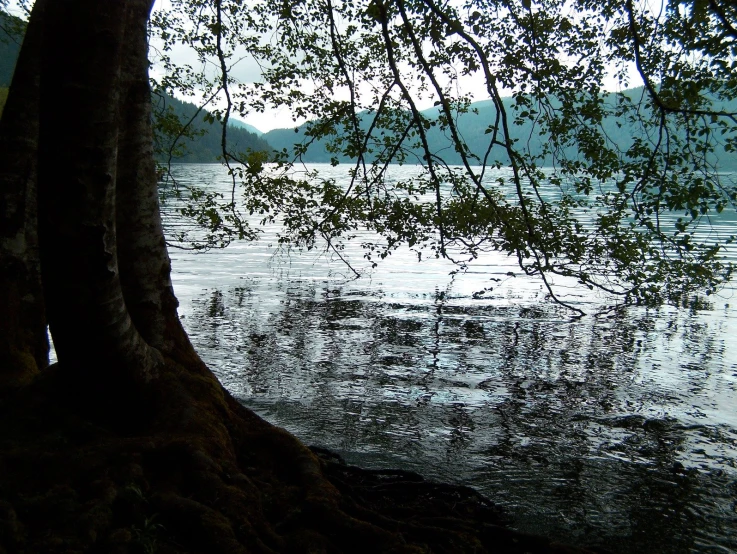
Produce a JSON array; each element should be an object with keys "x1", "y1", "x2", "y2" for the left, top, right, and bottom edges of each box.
[
  {"x1": 149, "y1": 0, "x2": 647, "y2": 134},
  {"x1": 5, "y1": 0, "x2": 646, "y2": 134}
]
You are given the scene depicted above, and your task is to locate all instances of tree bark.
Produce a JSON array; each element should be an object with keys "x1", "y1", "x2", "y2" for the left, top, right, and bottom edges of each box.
[
  {"x1": 116, "y1": 0, "x2": 200, "y2": 365},
  {"x1": 37, "y1": 0, "x2": 161, "y2": 383},
  {"x1": 0, "y1": 0, "x2": 48, "y2": 386}
]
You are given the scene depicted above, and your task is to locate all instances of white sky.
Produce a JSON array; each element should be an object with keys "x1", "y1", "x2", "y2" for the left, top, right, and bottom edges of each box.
[
  {"x1": 5, "y1": 0, "x2": 646, "y2": 134},
  {"x1": 149, "y1": 0, "x2": 647, "y2": 134}
]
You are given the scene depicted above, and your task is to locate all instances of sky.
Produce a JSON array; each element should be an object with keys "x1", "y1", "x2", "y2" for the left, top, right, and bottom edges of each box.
[
  {"x1": 149, "y1": 0, "x2": 305, "y2": 133},
  {"x1": 5, "y1": 0, "x2": 647, "y2": 134},
  {"x1": 148, "y1": 0, "x2": 648, "y2": 135}
]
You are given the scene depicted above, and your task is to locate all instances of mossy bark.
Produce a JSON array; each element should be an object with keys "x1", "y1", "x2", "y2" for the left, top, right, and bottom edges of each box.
[{"x1": 117, "y1": 0, "x2": 197, "y2": 364}]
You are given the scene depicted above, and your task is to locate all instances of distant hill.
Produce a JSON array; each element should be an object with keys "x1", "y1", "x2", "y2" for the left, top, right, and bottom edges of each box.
[
  {"x1": 152, "y1": 93, "x2": 273, "y2": 163},
  {"x1": 0, "y1": 11, "x2": 24, "y2": 87},
  {"x1": 263, "y1": 90, "x2": 737, "y2": 170},
  {"x1": 260, "y1": 97, "x2": 581, "y2": 166},
  {"x1": 0, "y1": 14, "x2": 273, "y2": 162},
  {"x1": 2, "y1": 9, "x2": 734, "y2": 169},
  {"x1": 228, "y1": 118, "x2": 263, "y2": 136}
]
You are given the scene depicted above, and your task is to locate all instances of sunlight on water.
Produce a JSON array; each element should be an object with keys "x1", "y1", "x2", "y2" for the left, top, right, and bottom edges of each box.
[{"x1": 165, "y1": 164, "x2": 737, "y2": 554}]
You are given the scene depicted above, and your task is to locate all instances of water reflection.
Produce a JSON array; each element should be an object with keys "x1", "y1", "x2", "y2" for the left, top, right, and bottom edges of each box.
[
  {"x1": 179, "y1": 280, "x2": 737, "y2": 554},
  {"x1": 165, "y1": 164, "x2": 736, "y2": 553}
]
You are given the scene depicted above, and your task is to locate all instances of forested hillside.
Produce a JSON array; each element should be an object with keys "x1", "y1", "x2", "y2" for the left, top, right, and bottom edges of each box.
[
  {"x1": 152, "y1": 93, "x2": 272, "y2": 163},
  {"x1": 264, "y1": 92, "x2": 737, "y2": 170},
  {"x1": 0, "y1": 11, "x2": 23, "y2": 88},
  {"x1": 0, "y1": 11, "x2": 23, "y2": 117},
  {"x1": 3, "y1": 7, "x2": 735, "y2": 170},
  {"x1": 228, "y1": 117, "x2": 263, "y2": 136}
]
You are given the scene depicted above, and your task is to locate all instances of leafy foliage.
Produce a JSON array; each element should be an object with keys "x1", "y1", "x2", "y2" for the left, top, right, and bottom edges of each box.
[
  {"x1": 2, "y1": 1, "x2": 735, "y2": 310},
  {"x1": 145, "y1": 0, "x2": 737, "y2": 310},
  {"x1": 152, "y1": 91, "x2": 271, "y2": 251}
]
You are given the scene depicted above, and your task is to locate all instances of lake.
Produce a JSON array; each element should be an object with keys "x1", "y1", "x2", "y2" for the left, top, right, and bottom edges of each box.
[{"x1": 165, "y1": 163, "x2": 737, "y2": 554}]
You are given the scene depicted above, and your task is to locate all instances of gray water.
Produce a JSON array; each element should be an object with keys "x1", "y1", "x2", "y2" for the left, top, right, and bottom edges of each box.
[{"x1": 166, "y1": 164, "x2": 737, "y2": 553}]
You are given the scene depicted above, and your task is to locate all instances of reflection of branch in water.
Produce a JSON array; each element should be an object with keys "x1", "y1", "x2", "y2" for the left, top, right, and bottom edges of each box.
[
  {"x1": 266, "y1": 236, "x2": 364, "y2": 283},
  {"x1": 431, "y1": 301, "x2": 442, "y2": 372},
  {"x1": 429, "y1": 276, "x2": 455, "y2": 372},
  {"x1": 180, "y1": 268, "x2": 736, "y2": 551}
]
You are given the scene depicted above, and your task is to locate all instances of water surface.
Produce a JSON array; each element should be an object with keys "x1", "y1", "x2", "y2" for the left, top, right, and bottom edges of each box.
[{"x1": 167, "y1": 164, "x2": 737, "y2": 553}]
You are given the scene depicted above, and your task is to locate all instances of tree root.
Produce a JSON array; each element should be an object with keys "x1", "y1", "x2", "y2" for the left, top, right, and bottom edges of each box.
[{"x1": 0, "y1": 357, "x2": 602, "y2": 553}]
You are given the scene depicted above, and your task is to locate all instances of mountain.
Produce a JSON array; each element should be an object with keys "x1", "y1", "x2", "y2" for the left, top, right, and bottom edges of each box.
[
  {"x1": 0, "y1": 15, "x2": 273, "y2": 162},
  {"x1": 263, "y1": 126, "x2": 337, "y2": 163},
  {"x1": 0, "y1": 12, "x2": 24, "y2": 117},
  {"x1": 228, "y1": 118, "x2": 263, "y2": 136},
  {"x1": 2, "y1": 10, "x2": 734, "y2": 169},
  {"x1": 263, "y1": 90, "x2": 737, "y2": 170},
  {"x1": 0, "y1": 11, "x2": 24, "y2": 88},
  {"x1": 259, "y1": 97, "x2": 570, "y2": 166},
  {"x1": 152, "y1": 93, "x2": 273, "y2": 163}
]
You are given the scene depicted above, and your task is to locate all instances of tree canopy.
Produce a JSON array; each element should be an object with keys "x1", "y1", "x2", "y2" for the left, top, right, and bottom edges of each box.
[{"x1": 151, "y1": 0, "x2": 737, "y2": 313}]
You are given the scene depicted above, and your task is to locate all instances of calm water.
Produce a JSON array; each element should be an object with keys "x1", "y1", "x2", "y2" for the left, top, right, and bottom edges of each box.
[{"x1": 165, "y1": 164, "x2": 737, "y2": 554}]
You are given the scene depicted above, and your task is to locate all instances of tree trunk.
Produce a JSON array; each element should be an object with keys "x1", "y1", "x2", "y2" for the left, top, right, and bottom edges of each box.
[
  {"x1": 37, "y1": 0, "x2": 161, "y2": 384},
  {"x1": 0, "y1": 0, "x2": 48, "y2": 388},
  {"x1": 116, "y1": 0, "x2": 199, "y2": 365}
]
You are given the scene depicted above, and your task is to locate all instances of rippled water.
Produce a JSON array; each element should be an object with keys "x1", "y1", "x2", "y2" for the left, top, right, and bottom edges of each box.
[{"x1": 166, "y1": 164, "x2": 737, "y2": 554}]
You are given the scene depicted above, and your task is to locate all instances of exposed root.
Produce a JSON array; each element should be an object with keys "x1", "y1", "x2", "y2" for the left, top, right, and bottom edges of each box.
[{"x1": 0, "y1": 357, "x2": 601, "y2": 553}]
